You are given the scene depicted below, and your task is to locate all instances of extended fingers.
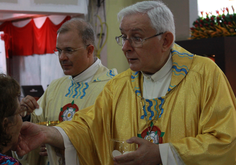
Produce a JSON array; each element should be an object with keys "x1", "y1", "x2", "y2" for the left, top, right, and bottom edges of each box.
[
  {"x1": 113, "y1": 151, "x2": 136, "y2": 164},
  {"x1": 39, "y1": 145, "x2": 48, "y2": 156},
  {"x1": 126, "y1": 136, "x2": 145, "y2": 146},
  {"x1": 21, "y1": 95, "x2": 39, "y2": 112},
  {"x1": 16, "y1": 145, "x2": 25, "y2": 157},
  {"x1": 16, "y1": 143, "x2": 28, "y2": 157}
]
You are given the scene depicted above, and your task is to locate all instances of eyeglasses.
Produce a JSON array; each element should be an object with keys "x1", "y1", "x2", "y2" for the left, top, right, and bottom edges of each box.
[
  {"x1": 115, "y1": 32, "x2": 165, "y2": 48},
  {"x1": 53, "y1": 47, "x2": 84, "y2": 57},
  {"x1": 53, "y1": 46, "x2": 88, "y2": 57}
]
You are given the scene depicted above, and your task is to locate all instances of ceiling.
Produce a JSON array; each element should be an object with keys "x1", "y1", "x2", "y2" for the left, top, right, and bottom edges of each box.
[
  {"x1": 0, "y1": 12, "x2": 50, "y2": 23},
  {"x1": 0, "y1": 12, "x2": 83, "y2": 24},
  {"x1": 0, "y1": 0, "x2": 87, "y2": 23}
]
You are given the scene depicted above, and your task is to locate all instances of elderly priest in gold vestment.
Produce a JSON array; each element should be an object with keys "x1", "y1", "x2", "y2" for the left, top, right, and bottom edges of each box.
[{"x1": 15, "y1": 1, "x2": 236, "y2": 165}]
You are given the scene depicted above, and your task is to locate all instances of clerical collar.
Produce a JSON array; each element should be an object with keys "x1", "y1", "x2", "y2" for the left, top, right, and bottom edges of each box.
[
  {"x1": 71, "y1": 57, "x2": 101, "y2": 83},
  {"x1": 142, "y1": 53, "x2": 172, "y2": 82}
]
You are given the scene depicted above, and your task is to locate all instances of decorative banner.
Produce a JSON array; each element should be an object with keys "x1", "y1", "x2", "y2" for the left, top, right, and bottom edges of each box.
[{"x1": 0, "y1": 16, "x2": 71, "y2": 56}]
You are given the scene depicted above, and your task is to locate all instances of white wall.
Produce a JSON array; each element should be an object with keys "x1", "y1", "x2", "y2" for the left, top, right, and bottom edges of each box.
[
  {"x1": 198, "y1": 0, "x2": 236, "y2": 16},
  {"x1": 0, "y1": 0, "x2": 88, "y2": 15},
  {"x1": 163, "y1": 0, "x2": 198, "y2": 41}
]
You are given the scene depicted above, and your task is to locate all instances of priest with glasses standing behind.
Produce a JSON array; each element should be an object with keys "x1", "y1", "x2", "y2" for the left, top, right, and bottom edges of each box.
[
  {"x1": 16, "y1": 1, "x2": 236, "y2": 165},
  {"x1": 13, "y1": 18, "x2": 117, "y2": 165}
]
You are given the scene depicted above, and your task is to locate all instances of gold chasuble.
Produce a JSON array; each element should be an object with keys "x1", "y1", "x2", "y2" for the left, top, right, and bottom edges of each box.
[{"x1": 58, "y1": 44, "x2": 236, "y2": 165}]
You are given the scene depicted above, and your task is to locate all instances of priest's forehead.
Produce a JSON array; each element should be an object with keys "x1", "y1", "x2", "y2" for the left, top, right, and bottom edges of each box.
[{"x1": 119, "y1": 14, "x2": 155, "y2": 35}]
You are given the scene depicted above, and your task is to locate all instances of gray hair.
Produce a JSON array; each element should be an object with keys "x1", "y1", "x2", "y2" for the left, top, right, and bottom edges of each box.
[
  {"x1": 57, "y1": 18, "x2": 95, "y2": 47},
  {"x1": 117, "y1": 1, "x2": 175, "y2": 46}
]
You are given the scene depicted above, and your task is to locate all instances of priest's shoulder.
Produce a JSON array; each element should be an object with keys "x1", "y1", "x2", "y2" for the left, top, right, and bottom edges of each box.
[
  {"x1": 192, "y1": 55, "x2": 220, "y2": 70},
  {"x1": 103, "y1": 69, "x2": 133, "y2": 87},
  {"x1": 109, "y1": 69, "x2": 133, "y2": 81},
  {"x1": 46, "y1": 76, "x2": 70, "y2": 89}
]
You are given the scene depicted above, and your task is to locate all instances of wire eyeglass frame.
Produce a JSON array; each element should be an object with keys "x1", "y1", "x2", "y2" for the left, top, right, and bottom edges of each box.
[{"x1": 115, "y1": 32, "x2": 165, "y2": 48}]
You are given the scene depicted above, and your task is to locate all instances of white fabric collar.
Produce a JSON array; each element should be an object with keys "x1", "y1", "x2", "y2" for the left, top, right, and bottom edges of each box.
[
  {"x1": 142, "y1": 53, "x2": 172, "y2": 82},
  {"x1": 70, "y1": 57, "x2": 101, "y2": 83}
]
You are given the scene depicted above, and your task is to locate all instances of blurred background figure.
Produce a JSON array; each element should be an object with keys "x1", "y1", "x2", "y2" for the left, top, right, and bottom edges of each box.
[{"x1": 0, "y1": 73, "x2": 29, "y2": 165}]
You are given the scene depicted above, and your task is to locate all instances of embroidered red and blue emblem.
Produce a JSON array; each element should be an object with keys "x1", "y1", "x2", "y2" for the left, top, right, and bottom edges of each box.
[
  {"x1": 138, "y1": 124, "x2": 165, "y2": 144},
  {"x1": 59, "y1": 100, "x2": 79, "y2": 121}
]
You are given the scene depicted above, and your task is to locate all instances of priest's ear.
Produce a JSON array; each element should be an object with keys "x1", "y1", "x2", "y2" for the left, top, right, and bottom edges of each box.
[
  {"x1": 86, "y1": 44, "x2": 95, "y2": 58},
  {"x1": 162, "y1": 32, "x2": 174, "y2": 52}
]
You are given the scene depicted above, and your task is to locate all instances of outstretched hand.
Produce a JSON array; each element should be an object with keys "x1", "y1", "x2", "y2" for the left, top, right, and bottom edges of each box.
[
  {"x1": 21, "y1": 95, "x2": 39, "y2": 115},
  {"x1": 113, "y1": 137, "x2": 161, "y2": 165},
  {"x1": 16, "y1": 122, "x2": 47, "y2": 157}
]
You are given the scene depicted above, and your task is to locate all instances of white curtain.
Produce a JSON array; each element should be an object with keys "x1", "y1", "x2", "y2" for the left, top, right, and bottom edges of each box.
[
  {"x1": 0, "y1": 31, "x2": 7, "y2": 74},
  {"x1": 9, "y1": 15, "x2": 66, "y2": 91},
  {"x1": 10, "y1": 54, "x2": 64, "y2": 91}
]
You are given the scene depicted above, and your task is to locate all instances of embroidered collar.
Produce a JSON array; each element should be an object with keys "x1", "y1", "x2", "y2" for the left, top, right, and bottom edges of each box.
[
  {"x1": 142, "y1": 53, "x2": 172, "y2": 82},
  {"x1": 131, "y1": 43, "x2": 194, "y2": 98},
  {"x1": 130, "y1": 43, "x2": 194, "y2": 121},
  {"x1": 70, "y1": 57, "x2": 100, "y2": 83},
  {"x1": 168, "y1": 44, "x2": 194, "y2": 92}
]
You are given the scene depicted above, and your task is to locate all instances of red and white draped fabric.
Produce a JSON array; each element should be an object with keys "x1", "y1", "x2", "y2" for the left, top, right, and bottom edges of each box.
[
  {"x1": 0, "y1": 15, "x2": 71, "y2": 56},
  {"x1": 0, "y1": 15, "x2": 71, "y2": 91}
]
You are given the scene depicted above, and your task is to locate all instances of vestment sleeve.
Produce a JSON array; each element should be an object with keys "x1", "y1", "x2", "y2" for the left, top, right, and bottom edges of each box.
[
  {"x1": 57, "y1": 81, "x2": 114, "y2": 165},
  {"x1": 171, "y1": 67, "x2": 236, "y2": 164}
]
